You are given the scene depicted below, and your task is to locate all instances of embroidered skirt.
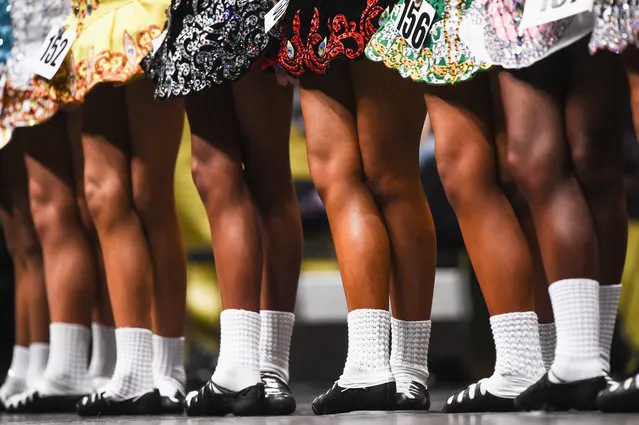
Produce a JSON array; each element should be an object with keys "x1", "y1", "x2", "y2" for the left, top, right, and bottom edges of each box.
[
  {"x1": 278, "y1": 0, "x2": 395, "y2": 77},
  {"x1": 462, "y1": 0, "x2": 594, "y2": 69},
  {"x1": 365, "y1": 0, "x2": 491, "y2": 85},
  {"x1": 588, "y1": 0, "x2": 638, "y2": 53},
  {"x1": 50, "y1": 0, "x2": 168, "y2": 102},
  {"x1": 143, "y1": 0, "x2": 277, "y2": 101},
  {"x1": 1, "y1": 0, "x2": 70, "y2": 148}
]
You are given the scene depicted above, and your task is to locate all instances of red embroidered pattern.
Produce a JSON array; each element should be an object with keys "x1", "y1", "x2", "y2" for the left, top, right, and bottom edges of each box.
[{"x1": 278, "y1": 0, "x2": 386, "y2": 77}]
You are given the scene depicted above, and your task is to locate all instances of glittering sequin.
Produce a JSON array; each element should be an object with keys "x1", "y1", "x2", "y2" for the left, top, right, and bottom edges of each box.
[
  {"x1": 317, "y1": 37, "x2": 326, "y2": 56},
  {"x1": 589, "y1": 0, "x2": 638, "y2": 53},
  {"x1": 365, "y1": 0, "x2": 490, "y2": 85},
  {"x1": 286, "y1": 39, "x2": 294, "y2": 58},
  {"x1": 142, "y1": 0, "x2": 277, "y2": 100},
  {"x1": 278, "y1": 0, "x2": 393, "y2": 77}
]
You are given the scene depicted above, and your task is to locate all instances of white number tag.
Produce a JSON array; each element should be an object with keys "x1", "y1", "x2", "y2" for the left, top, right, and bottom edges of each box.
[
  {"x1": 520, "y1": 0, "x2": 593, "y2": 29},
  {"x1": 151, "y1": 30, "x2": 168, "y2": 55},
  {"x1": 394, "y1": 0, "x2": 437, "y2": 50},
  {"x1": 264, "y1": 0, "x2": 290, "y2": 33},
  {"x1": 31, "y1": 26, "x2": 76, "y2": 80}
]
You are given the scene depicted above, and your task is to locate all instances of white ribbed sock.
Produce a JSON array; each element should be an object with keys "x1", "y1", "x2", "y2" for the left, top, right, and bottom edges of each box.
[
  {"x1": 599, "y1": 284, "x2": 621, "y2": 375},
  {"x1": 548, "y1": 279, "x2": 602, "y2": 383},
  {"x1": 38, "y1": 323, "x2": 92, "y2": 395},
  {"x1": 390, "y1": 318, "x2": 430, "y2": 395},
  {"x1": 0, "y1": 346, "x2": 28, "y2": 402},
  {"x1": 338, "y1": 309, "x2": 394, "y2": 389},
  {"x1": 153, "y1": 335, "x2": 186, "y2": 397},
  {"x1": 103, "y1": 328, "x2": 154, "y2": 400},
  {"x1": 88, "y1": 323, "x2": 116, "y2": 391},
  {"x1": 538, "y1": 323, "x2": 556, "y2": 372},
  {"x1": 259, "y1": 310, "x2": 295, "y2": 383},
  {"x1": 212, "y1": 309, "x2": 261, "y2": 392},
  {"x1": 26, "y1": 343, "x2": 49, "y2": 390},
  {"x1": 481, "y1": 312, "x2": 546, "y2": 398}
]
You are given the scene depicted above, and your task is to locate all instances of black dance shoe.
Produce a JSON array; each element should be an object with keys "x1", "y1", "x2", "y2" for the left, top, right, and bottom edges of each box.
[
  {"x1": 76, "y1": 389, "x2": 161, "y2": 416},
  {"x1": 311, "y1": 381, "x2": 396, "y2": 415},
  {"x1": 261, "y1": 372, "x2": 296, "y2": 415},
  {"x1": 597, "y1": 374, "x2": 639, "y2": 413},
  {"x1": 515, "y1": 373, "x2": 606, "y2": 411},
  {"x1": 5, "y1": 390, "x2": 85, "y2": 413},
  {"x1": 159, "y1": 390, "x2": 185, "y2": 414},
  {"x1": 396, "y1": 381, "x2": 431, "y2": 411},
  {"x1": 184, "y1": 380, "x2": 265, "y2": 417},
  {"x1": 443, "y1": 382, "x2": 516, "y2": 413}
]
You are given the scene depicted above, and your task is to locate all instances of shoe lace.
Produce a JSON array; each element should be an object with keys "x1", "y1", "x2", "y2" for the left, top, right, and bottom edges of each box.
[
  {"x1": 7, "y1": 389, "x2": 36, "y2": 408},
  {"x1": 607, "y1": 374, "x2": 639, "y2": 392},
  {"x1": 397, "y1": 381, "x2": 421, "y2": 399},
  {"x1": 446, "y1": 380, "x2": 487, "y2": 406},
  {"x1": 261, "y1": 373, "x2": 285, "y2": 396}
]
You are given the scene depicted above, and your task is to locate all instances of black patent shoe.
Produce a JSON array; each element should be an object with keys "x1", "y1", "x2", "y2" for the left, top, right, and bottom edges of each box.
[
  {"x1": 261, "y1": 373, "x2": 296, "y2": 415},
  {"x1": 396, "y1": 381, "x2": 431, "y2": 411},
  {"x1": 6, "y1": 390, "x2": 84, "y2": 413},
  {"x1": 597, "y1": 374, "x2": 639, "y2": 413},
  {"x1": 159, "y1": 390, "x2": 185, "y2": 414},
  {"x1": 184, "y1": 380, "x2": 265, "y2": 417},
  {"x1": 312, "y1": 381, "x2": 396, "y2": 415},
  {"x1": 77, "y1": 389, "x2": 161, "y2": 416},
  {"x1": 515, "y1": 373, "x2": 606, "y2": 411},
  {"x1": 443, "y1": 382, "x2": 516, "y2": 413}
]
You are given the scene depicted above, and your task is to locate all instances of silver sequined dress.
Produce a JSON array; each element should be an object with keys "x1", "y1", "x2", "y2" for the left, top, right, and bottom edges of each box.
[
  {"x1": 7, "y1": 0, "x2": 70, "y2": 90},
  {"x1": 462, "y1": 0, "x2": 595, "y2": 69},
  {"x1": 1, "y1": 0, "x2": 70, "y2": 133},
  {"x1": 143, "y1": 0, "x2": 278, "y2": 100},
  {"x1": 588, "y1": 0, "x2": 638, "y2": 53}
]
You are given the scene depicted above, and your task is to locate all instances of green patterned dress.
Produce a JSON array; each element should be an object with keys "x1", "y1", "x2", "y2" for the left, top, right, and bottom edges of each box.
[{"x1": 365, "y1": 0, "x2": 491, "y2": 85}]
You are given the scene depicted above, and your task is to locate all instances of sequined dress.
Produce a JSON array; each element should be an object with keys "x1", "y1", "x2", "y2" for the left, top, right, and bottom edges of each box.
[
  {"x1": 365, "y1": 0, "x2": 491, "y2": 85},
  {"x1": 50, "y1": 0, "x2": 168, "y2": 102},
  {"x1": 278, "y1": 0, "x2": 395, "y2": 77},
  {"x1": 461, "y1": 0, "x2": 594, "y2": 69},
  {"x1": 1, "y1": 0, "x2": 70, "y2": 136},
  {"x1": 143, "y1": 0, "x2": 277, "y2": 101},
  {"x1": 588, "y1": 0, "x2": 638, "y2": 53}
]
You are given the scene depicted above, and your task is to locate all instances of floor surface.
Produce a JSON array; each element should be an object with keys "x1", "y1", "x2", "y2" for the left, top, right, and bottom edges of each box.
[{"x1": 1, "y1": 388, "x2": 637, "y2": 424}]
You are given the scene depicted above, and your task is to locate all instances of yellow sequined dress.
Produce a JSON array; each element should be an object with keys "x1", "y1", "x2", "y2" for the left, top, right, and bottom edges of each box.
[{"x1": 57, "y1": 0, "x2": 168, "y2": 102}]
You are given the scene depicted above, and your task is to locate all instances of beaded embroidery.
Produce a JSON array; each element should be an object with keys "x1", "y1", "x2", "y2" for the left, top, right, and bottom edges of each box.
[
  {"x1": 278, "y1": 0, "x2": 392, "y2": 77},
  {"x1": 67, "y1": 26, "x2": 162, "y2": 100},
  {"x1": 366, "y1": 0, "x2": 491, "y2": 85},
  {"x1": 144, "y1": 0, "x2": 275, "y2": 100}
]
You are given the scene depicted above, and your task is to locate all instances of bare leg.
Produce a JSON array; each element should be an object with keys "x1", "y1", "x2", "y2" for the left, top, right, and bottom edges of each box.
[
  {"x1": 82, "y1": 84, "x2": 155, "y2": 403},
  {"x1": 233, "y1": 70, "x2": 302, "y2": 391},
  {"x1": 125, "y1": 79, "x2": 187, "y2": 398},
  {"x1": 22, "y1": 113, "x2": 95, "y2": 397},
  {"x1": 187, "y1": 83, "x2": 263, "y2": 395}
]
